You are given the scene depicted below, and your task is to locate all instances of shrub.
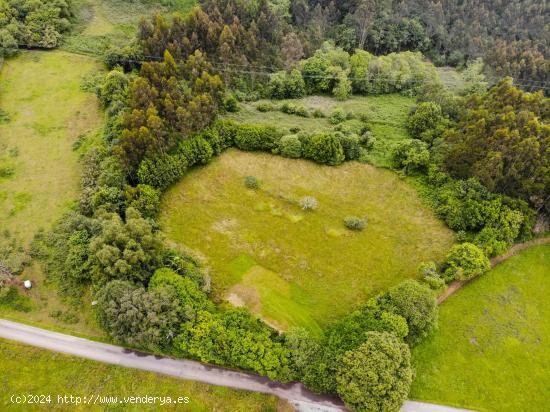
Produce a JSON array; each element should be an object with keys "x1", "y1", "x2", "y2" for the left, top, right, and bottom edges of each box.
[
  {"x1": 281, "y1": 102, "x2": 297, "y2": 114},
  {"x1": 268, "y1": 69, "x2": 306, "y2": 99},
  {"x1": 278, "y1": 135, "x2": 302, "y2": 158},
  {"x1": 256, "y1": 102, "x2": 276, "y2": 112},
  {"x1": 223, "y1": 95, "x2": 239, "y2": 112},
  {"x1": 232, "y1": 124, "x2": 282, "y2": 152},
  {"x1": 418, "y1": 261, "x2": 446, "y2": 291},
  {"x1": 299, "y1": 196, "x2": 318, "y2": 210},
  {"x1": 333, "y1": 69, "x2": 352, "y2": 100},
  {"x1": 391, "y1": 139, "x2": 430, "y2": 174},
  {"x1": 406, "y1": 102, "x2": 445, "y2": 142},
  {"x1": 95, "y1": 280, "x2": 179, "y2": 350},
  {"x1": 127, "y1": 184, "x2": 161, "y2": 219},
  {"x1": 295, "y1": 105, "x2": 310, "y2": 117},
  {"x1": 177, "y1": 136, "x2": 213, "y2": 167},
  {"x1": 177, "y1": 309, "x2": 292, "y2": 381},
  {"x1": 302, "y1": 133, "x2": 345, "y2": 165},
  {"x1": 336, "y1": 332, "x2": 413, "y2": 412},
  {"x1": 148, "y1": 268, "x2": 212, "y2": 321},
  {"x1": 329, "y1": 107, "x2": 347, "y2": 124},
  {"x1": 377, "y1": 280, "x2": 438, "y2": 345},
  {"x1": 312, "y1": 108, "x2": 325, "y2": 118},
  {"x1": 338, "y1": 134, "x2": 361, "y2": 160},
  {"x1": 244, "y1": 176, "x2": 259, "y2": 189},
  {"x1": 443, "y1": 243, "x2": 491, "y2": 282},
  {"x1": 137, "y1": 153, "x2": 187, "y2": 190},
  {"x1": 344, "y1": 216, "x2": 366, "y2": 231}
]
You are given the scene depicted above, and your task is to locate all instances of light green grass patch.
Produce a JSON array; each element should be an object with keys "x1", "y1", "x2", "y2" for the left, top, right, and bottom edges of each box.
[
  {"x1": 0, "y1": 338, "x2": 292, "y2": 412},
  {"x1": 411, "y1": 245, "x2": 550, "y2": 412},
  {"x1": 228, "y1": 265, "x2": 323, "y2": 337},
  {"x1": 161, "y1": 150, "x2": 454, "y2": 331}
]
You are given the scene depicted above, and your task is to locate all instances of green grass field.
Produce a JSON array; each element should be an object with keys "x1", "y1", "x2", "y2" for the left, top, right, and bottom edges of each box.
[
  {"x1": 226, "y1": 94, "x2": 414, "y2": 168},
  {"x1": 0, "y1": 50, "x2": 104, "y2": 336},
  {"x1": 65, "y1": 0, "x2": 197, "y2": 53},
  {"x1": 0, "y1": 338, "x2": 290, "y2": 412},
  {"x1": 0, "y1": 51, "x2": 101, "y2": 246},
  {"x1": 411, "y1": 245, "x2": 550, "y2": 411},
  {"x1": 160, "y1": 150, "x2": 454, "y2": 334}
]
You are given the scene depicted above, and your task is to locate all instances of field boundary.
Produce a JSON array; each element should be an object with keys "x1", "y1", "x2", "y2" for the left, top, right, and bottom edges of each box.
[{"x1": 437, "y1": 237, "x2": 550, "y2": 304}]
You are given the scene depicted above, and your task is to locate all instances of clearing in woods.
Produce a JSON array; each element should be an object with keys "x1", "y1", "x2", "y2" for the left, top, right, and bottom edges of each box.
[{"x1": 160, "y1": 149, "x2": 454, "y2": 334}]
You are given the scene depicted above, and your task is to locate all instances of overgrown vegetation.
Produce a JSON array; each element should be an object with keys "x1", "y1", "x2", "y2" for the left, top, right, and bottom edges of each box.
[
  {"x1": 1, "y1": 0, "x2": 548, "y2": 411},
  {"x1": 0, "y1": 0, "x2": 74, "y2": 56}
]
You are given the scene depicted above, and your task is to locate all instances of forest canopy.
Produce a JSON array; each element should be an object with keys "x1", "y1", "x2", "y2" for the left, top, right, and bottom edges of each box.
[{"x1": 0, "y1": 0, "x2": 74, "y2": 56}]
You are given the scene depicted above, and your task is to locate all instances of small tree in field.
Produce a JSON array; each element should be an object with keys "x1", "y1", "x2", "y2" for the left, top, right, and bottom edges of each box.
[{"x1": 336, "y1": 331, "x2": 413, "y2": 412}]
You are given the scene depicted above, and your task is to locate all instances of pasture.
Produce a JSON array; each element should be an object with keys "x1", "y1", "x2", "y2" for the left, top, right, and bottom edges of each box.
[
  {"x1": 411, "y1": 245, "x2": 550, "y2": 411},
  {"x1": 160, "y1": 150, "x2": 454, "y2": 333}
]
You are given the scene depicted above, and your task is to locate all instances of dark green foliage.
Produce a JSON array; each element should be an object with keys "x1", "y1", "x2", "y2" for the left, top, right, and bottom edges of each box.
[
  {"x1": 278, "y1": 134, "x2": 302, "y2": 158},
  {"x1": 338, "y1": 133, "x2": 361, "y2": 160},
  {"x1": 126, "y1": 184, "x2": 161, "y2": 219},
  {"x1": 443, "y1": 243, "x2": 491, "y2": 282},
  {"x1": 392, "y1": 139, "x2": 430, "y2": 174},
  {"x1": 1, "y1": 0, "x2": 73, "y2": 56},
  {"x1": 0, "y1": 286, "x2": 32, "y2": 312},
  {"x1": 443, "y1": 79, "x2": 550, "y2": 213},
  {"x1": 95, "y1": 280, "x2": 180, "y2": 350},
  {"x1": 429, "y1": 175, "x2": 534, "y2": 250},
  {"x1": 291, "y1": 1, "x2": 547, "y2": 83},
  {"x1": 200, "y1": 125, "x2": 233, "y2": 155},
  {"x1": 336, "y1": 332, "x2": 413, "y2": 412},
  {"x1": 176, "y1": 309, "x2": 292, "y2": 381},
  {"x1": 89, "y1": 208, "x2": 164, "y2": 286},
  {"x1": 177, "y1": 136, "x2": 213, "y2": 167},
  {"x1": 148, "y1": 268, "x2": 212, "y2": 321},
  {"x1": 268, "y1": 69, "x2": 306, "y2": 99},
  {"x1": 244, "y1": 175, "x2": 259, "y2": 189},
  {"x1": 407, "y1": 102, "x2": 446, "y2": 145},
  {"x1": 344, "y1": 216, "x2": 366, "y2": 231},
  {"x1": 288, "y1": 302, "x2": 409, "y2": 394},
  {"x1": 377, "y1": 280, "x2": 438, "y2": 345},
  {"x1": 301, "y1": 133, "x2": 345, "y2": 165},
  {"x1": 223, "y1": 95, "x2": 239, "y2": 112},
  {"x1": 137, "y1": 153, "x2": 187, "y2": 190},
  {"x1": 39, "y1": 212, "x2": 100, "y2": 297},
  {"x1": 231, "y1": 123, "x2": 282, "y2": 152},
  {"x1": 115, "y1": 50, "x2": 224, "y2": 176}
]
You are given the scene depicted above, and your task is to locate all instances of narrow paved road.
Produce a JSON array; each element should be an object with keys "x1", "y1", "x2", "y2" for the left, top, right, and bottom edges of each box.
[{"x1": 0, "y1": 319, "x2": 473, "y2": 412}]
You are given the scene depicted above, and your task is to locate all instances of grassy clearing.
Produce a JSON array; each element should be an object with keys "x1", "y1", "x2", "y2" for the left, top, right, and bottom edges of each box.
[
  {"x1": 0, "y1": 50, "x2": 101, "y2": 246},
  {"x1": 225, "y1": 94, "x2": 414, "y2": 167},
  {"x1": 411, "y1": 245, "x2": 550, "y2": 411},
  {"x1": 161, "y1": 150, "x2": 454, "y2": 333},
  {"x1": 65, "y1": 0, "x2": 197, "y2": 52},
  {"x1": 0, "y1": 50, "x2": 104, "y2": 336},
  {"x1": 0, "y1": 338, "x2": 291, "y2": 412}
]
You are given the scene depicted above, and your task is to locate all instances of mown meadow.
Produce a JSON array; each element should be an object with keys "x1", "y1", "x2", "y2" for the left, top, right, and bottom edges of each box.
[{"x1": 411, "y1": 245, "x2": 550, "y2": 411}]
